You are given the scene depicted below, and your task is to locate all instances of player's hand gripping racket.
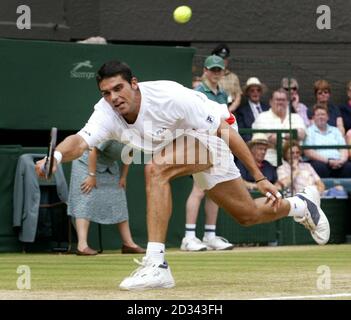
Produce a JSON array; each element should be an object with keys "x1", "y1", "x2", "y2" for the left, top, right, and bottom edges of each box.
[{"x1": 42, "y1": 127, "x2": 57, "y2": 179}]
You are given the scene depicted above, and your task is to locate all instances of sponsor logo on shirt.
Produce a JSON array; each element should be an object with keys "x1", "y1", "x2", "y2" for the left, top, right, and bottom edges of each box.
[
  {"x1": 206, "y1": 115, "x2": 214, "y2": 124},
  {"x1": 155, "y1": 127, "x2": 167, "y2": 135},
  {"x1": 82, "y1": 130, "x2": 91, "y2": 136}
]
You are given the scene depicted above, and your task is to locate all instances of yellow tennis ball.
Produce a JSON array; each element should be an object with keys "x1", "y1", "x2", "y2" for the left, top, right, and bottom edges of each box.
[{"x1": 173, "y1": 6, "x2": 192, "y2": 24}]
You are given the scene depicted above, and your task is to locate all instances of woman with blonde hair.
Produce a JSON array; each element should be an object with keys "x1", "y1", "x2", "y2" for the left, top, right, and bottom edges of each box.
[{"x1": 277, "y1": 140, "x2": 325, "y2": 195}]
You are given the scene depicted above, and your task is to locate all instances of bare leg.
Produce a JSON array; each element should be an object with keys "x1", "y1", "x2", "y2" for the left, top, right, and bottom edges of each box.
[
  {"x1": 117, "y1": 220, "x2": 138, "y2": 247},
  {"x1": 204, "y1": 197, "x2": 219, "y2": 225},
  {"x1": 185, "y1": 182, "x2": 205, "y2": 224},
  {"x1": 207, "y1": 177, "x2": 290, "y2": 226},
  {"x1": 145, "y1": 137, "x2": 212, "y2": 243},
  {"x1": 76, "y1": 218, "x2": 90, "y2": 251}
]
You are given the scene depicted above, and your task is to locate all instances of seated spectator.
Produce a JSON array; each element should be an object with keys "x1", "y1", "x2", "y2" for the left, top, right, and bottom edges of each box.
[
  {"x1": 192, "y1": 75, "x2": 202, "y2": 89},
  {"x1": 304, "y1": 104, "x2": 351, "y2": 178},
  {"x1": 277, "y1": 140, "x2": 325, "y2": 195},
  {"x1": 281, "y1": 77, "x2": 310, "y2": 127},
  {"x1": 235, "y1": 77, "x2": 269, "y2": 142},
  {"x1": 339, "y1": 81, "x2": 351, "y2": 159},
  {"x1": 211, "y1": 43, "x2": 242, "y2": 112},
  {"x1": 311, "y1": 79, "x2": 345, "y2": 135},
  {"x1": 236, "y1": 133, "x2": 278, "y2": 191},
  {"x1": 252, "y1": 88, "x2": 306, "y2": 166}
]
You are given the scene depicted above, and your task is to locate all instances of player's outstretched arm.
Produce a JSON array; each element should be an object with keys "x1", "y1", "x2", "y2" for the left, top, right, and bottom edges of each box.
[{"x1": 35, "y1": 134, "x2": 89, "y2": 177}]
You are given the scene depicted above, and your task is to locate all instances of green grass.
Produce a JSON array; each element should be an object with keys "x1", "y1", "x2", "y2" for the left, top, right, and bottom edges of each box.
[{"x1": 0, "y1": 245, "x2": 350, "y2": 299}]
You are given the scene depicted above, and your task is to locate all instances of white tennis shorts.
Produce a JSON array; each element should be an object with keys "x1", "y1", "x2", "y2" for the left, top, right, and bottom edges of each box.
[{"x1": 186, "y1": 131, "x2": 241, "y2": 190}]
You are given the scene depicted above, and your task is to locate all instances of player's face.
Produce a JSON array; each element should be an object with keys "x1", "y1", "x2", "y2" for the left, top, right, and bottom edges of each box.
[{"x1": 99, "y1": 75, "x2": 140, "y2": 120}]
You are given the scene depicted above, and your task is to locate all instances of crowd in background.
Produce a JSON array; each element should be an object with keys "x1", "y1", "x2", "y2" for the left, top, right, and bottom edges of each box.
[{"x1": 192, "y1": 43, "x2": 351, "y2": 194}]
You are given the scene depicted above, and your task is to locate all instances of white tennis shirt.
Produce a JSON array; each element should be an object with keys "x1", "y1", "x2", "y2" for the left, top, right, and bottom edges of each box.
[{"x1": 78, "y1": 80, "x2": 231, "y2": 154}]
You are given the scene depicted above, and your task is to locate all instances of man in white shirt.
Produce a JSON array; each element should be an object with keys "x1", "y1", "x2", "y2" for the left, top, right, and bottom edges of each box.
[
  {"x1": 35, "y1": 61, "x2": 329, "y2": 291},
  {"x1": 252, "y1": 89, "x2": 306, "y2": 166}
]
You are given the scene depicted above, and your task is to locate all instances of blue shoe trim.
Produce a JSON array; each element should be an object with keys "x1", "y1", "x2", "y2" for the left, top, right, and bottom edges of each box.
[{"x1": 296, "y1": 194, "x2": 320, "y2": 225}]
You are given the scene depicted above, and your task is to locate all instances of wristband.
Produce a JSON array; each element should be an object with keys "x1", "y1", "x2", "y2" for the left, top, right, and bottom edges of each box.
[
  {"x1": 88, "y1": 172, "x2": 96, "y2": 177},
  {"x1": 54, "y1": 150, "x2": 63, "y2": 165},
  {"x1": 255, "y1": 177, "x2": 267, "y2": 183}
]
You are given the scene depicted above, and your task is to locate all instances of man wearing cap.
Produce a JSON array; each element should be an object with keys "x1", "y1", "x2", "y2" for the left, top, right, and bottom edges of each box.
[
  {"x1": 236, "y1": 133, "x2": 278, "y2": 191},
  {"x1": 182, "y1": 55, "x2": 234, "y2": 252},
  {"x1": 235, "y1": 77, "x2": 270, "y2": 142},
  {"x1": 211, "y1": 43, "x2": 242, "y2": 112}
]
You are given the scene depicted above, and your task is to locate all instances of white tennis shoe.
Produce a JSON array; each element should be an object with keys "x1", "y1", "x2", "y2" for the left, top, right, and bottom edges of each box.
[
  {"x1": 294, "y1": 186, "x2": 330, "y2": 245},
  {"x1": 180, "y1": 237, "x2": 207, "y2": 251},
  {"x1": 119, "y1": 256, "x2": 175, "y2": 291},
  {"x1": 202, "y1": 236, "x2": 234, "y2": 250}
]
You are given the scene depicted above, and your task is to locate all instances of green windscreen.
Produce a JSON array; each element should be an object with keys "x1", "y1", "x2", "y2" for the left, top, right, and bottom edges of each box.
[{"x1": 0, "y1": 38, "x2": 195, "y2": 130}]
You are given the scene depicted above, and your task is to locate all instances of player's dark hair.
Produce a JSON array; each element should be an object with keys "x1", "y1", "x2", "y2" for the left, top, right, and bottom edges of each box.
[{"x1": 96, "y1": 60, "x2": 133, "y2": 84}]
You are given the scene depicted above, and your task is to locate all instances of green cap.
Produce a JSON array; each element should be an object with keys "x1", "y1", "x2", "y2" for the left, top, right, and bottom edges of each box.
[{"x1": 204, "y1": 55, "x2": 225, "y2": 70}]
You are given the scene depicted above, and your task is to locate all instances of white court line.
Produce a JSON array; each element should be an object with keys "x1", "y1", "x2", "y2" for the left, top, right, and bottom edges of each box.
[{"x1": 253, "y1": 293, "x2": 351, "y2": 300}]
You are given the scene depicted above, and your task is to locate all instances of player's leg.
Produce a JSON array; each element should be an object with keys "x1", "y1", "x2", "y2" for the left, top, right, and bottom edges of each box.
[
  {"x1": 119, "y1": 136, "x2": 212, "y2": 290},
  {"x1": 206, "y1": 177, "x2": 290, "y2": 225},
  {"x1": 144, "y1": 136, "x2": 211, "y2": 244},
  {"x1": 207, "y1": 179, "x2": 330, "y2": 245}
]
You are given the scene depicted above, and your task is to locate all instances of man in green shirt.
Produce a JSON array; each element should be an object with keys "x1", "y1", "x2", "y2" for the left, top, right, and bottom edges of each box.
[{"x1": 181, "y1": 55, "x2": 234, "y2": 252}]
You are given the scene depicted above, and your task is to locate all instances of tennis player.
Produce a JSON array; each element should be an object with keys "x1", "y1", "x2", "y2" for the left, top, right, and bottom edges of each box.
[{"x1": 35, "y1": 60, "x2": 330, "y2": 291}]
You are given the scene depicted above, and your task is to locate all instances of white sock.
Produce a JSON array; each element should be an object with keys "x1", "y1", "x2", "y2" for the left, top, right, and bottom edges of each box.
[
  {"x1": 286, "y1": 196, "x2": 306, "y2": 218},
  {"x1": 185, "y1": 224, "x2": 196, "y2": 238},
  {"x1": 204, "y1": 224, "x2": 216, "y2": 239},
  {"x1": 146, "y1": 242, "x2": 165, "y2": 265}
]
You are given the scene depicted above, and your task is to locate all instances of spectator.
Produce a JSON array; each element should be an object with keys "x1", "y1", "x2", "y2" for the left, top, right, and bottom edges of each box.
[
  {"x1": 68, "y1": 140, "x2": 145, "y2": 255},
  {"x1": 281, "y1": 77, "x2": 310, "y2": 127},
  {"x1": 304, "y1": 104, "x2": 351, "y2": 178},
  {"x1": 277, "y1": 140, "x2": 325, "y2": 195},
  {"x1": 235, "y1": 77, "x2": 269, "y2": 142},
  {"x1": 252, "y1": 88, "x2": 306, "y2": 166},
  {"x1": 192, "y1": 75, "x2": 202, "y2": 89},
  {"x1": 211, "y1": 43, "x2": 242, "y2": 112},
  {"x1": 312, "y1": 79, "x2": 345, "y2": 135},
  {"x1": 339, "y1": 81, "x2": 351, "y2": 159},
  {"x1": 236, "y1": 133, "x2": 278, "y2": 191},
  {"x1": 180, "y1": 55, "x2": 234, "y2": 252}
]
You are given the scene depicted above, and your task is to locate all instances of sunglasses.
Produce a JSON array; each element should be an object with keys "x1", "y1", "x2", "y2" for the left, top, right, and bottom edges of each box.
[
  {"x1": 283, "y1": 87, "x2": 297, "y2": 91},
  {"x1": 317, "y1": 90, "x2": 330, "y2": 95}
]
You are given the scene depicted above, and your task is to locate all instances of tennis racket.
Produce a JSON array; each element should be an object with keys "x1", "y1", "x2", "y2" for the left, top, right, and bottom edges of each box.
[{"x1": 43, "y1": 127, "x2": 58, "y2": 179}]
